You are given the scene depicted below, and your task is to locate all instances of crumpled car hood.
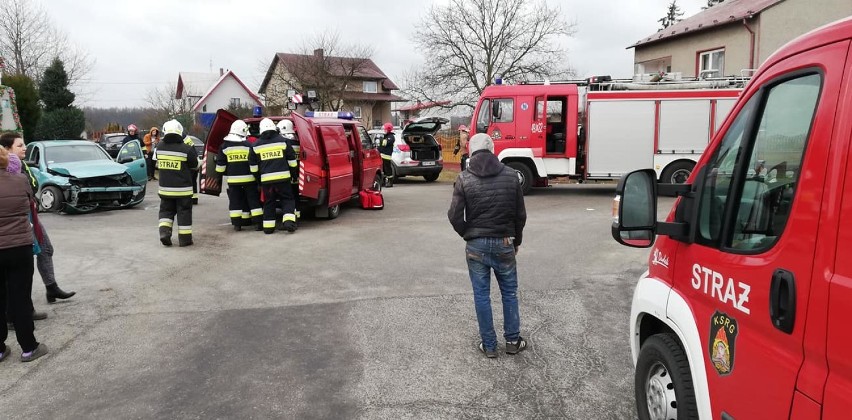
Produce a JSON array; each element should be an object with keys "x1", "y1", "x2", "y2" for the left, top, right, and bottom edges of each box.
[{"x1": 47, "y1": 160, "x2": 127, "y2": 178}]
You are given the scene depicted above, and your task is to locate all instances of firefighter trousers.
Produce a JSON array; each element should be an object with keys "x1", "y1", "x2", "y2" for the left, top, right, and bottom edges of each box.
[
  {"x1": 382, "y1": 158, "x2": 394, "y2": 187},
  {"x1": 158, "y1": 196, "x2": 193, "y2": 246},
  {"x1": 261, "y1": 182, "x2": 296, "y2": 234},
  {"x1": 228, "y1": 183, "x2": 262, "y2": 228}
]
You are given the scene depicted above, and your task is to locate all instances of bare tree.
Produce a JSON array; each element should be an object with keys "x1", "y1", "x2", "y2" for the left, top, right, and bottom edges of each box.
[
  {"x1": 405, "y1": 0, "x2": 575, "y2": 110},
  {"x1": 143, "y1": 83, "x2": 195, "y2": 133},
  {"x1": 262, "y1": 32, "x2": 376, "y2": 113},
  {"x1": 0, "y1": 0, "x2": 94, "y2": 86}
]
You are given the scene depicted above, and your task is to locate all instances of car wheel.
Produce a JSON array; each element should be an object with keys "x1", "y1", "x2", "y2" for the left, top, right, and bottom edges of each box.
[
  {"x1": 660, "y1": 161, "x2": 695, "y2": 184},
  {"x1": 39, "y1": 186, "x2": 65, "y2": 213},
  {"x1": 372, "y1": 172, "x2": 383, "y2": 192},
  {"x1": 505, "y1": 161, "x2": 533, "y2": 195},
  {"x1": 391, "y1": 163, "x2": 400, "y2": 182},
  {"x1": 635, "y1": 333, "x2": 698, "y2": 420},
  {"x1": 327, "y1": 204, "x2": 341, "y2": 220},
  {"x1": 423, "y1": 173, "x2": 439, "y2": 182}
]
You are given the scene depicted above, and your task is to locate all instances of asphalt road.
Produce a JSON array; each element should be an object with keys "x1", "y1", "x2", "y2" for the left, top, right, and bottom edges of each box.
[{"x1": 0, "y1": 176, "x2": 654, "y2": 419}]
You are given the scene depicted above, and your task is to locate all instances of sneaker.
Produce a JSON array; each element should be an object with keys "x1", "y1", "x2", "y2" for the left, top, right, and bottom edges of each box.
[
  {"x1": 506, "y1": 337, "x2": 527, "y2": 355},
  {"x1": 479, "y1": 342, "x2": 498, "y2": 359},
  {"x1": 21, "y1": 343, "x2": 48, "y2": 362},
  {"x1": 0, "y1": 346, "x2": 9, "y2": 363}
]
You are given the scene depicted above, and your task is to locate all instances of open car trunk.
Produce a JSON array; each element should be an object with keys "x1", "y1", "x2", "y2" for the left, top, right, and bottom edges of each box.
[{"x1": 403, "y1": 134, "x2": 441, "y2": 161}]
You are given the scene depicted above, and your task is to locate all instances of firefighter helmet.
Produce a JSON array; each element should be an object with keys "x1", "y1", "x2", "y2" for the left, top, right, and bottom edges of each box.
[
  {"x1": 162, "y1": 119, "x2": 183, "y2": 136},
  {"x1": 259, "y1": 118, "x2": 277, "y2": 134},
  {"x1": 277, "y1": 119, "x2": 295, "y2": 135},
  {"x1": 229, "y1": 120, "x2": 248, "y2": 137},
  {"x1": 383, "y1": 122, "x2": 393, "y2": 133}
]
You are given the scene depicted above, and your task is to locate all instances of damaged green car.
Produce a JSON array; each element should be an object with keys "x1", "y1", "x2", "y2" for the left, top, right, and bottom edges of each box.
[{"x1": 25, "y1": 140, "x2": 148, "y2": 213}]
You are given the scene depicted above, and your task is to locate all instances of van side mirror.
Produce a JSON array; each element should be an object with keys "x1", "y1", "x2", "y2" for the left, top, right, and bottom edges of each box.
[{"x1": 612, "y1": 169, "x2": 657, "y2": 248}]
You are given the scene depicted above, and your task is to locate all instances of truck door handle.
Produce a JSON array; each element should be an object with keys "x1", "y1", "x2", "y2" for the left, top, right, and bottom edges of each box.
[{"x1": 770, "y1": 269, "x2": 796, "y2": 334}]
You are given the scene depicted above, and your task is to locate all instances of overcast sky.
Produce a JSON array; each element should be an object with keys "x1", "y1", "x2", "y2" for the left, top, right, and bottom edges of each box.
[{"x1": 44, "y1": 0, "x2": 709, "y2": 108}]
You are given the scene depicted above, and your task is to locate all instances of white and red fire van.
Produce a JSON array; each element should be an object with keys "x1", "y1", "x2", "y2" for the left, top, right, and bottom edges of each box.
[{"x1": 612, "y1": 16, "x2": 852, "y2": 420}]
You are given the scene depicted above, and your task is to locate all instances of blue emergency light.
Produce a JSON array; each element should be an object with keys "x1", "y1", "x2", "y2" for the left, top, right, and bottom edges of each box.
[
  {"x1": 304, "y1": 111, "x2": 355, "y2": 120},
  {"x1": 252, "y1": 106, "x2": 263, "y2": 117},
  {"x1": 495, "y1": 75, "x2": 503, "y2": 85}
]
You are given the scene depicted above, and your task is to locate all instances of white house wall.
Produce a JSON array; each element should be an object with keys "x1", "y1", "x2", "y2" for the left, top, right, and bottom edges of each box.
[
  {"x1": 758, "y1": 0, "x2": 852, "y2": 65},
  {"x1": 196, "y1": 77, "x2": 260, "y2": 113}
]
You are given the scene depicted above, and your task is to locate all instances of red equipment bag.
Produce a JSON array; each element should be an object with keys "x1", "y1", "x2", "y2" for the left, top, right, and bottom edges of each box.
[{"x1": 359, "y1": 189, "x2": 384, "y2": 210}]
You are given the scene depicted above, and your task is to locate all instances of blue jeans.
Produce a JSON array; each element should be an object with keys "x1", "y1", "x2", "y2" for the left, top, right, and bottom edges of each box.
[{"x1": 465, "y1": 237, "x2": 520, "y2": 351}]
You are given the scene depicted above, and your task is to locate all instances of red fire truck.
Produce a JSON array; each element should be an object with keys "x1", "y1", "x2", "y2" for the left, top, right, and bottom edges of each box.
[
  {"x1": 612, "y1": 16, "x2": 852, "y2": 420},
  {"x1": 471, "y1": 75, "x2": 748, "y2": 194}
]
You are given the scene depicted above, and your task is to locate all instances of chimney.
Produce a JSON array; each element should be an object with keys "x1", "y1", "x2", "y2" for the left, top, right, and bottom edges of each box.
[
  {"x1": 314, "y1": 48, "x2": 324, "y2": 58},
  {"x1": 219, "y1": 67, "x2": 224, "y2": 76}
]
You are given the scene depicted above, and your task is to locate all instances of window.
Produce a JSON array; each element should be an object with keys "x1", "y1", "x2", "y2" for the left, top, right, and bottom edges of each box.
[
  {"x1": 352, "y1": 106, "x2": 362, "y2": 119},
  {"x1": 475, "y1": 99, "x2": 491, "y2": 131},
  {"x1": 363, "y1": 81, "x2": 378, "y2": 93},
  {"x1": 699, "y1": 49, "x2": 725, "y2": 78},
  {"x1": 696, "y1": 73, "x2": 822, "y2": 252},
  {"x1": 230, "y1": 98, "x2": 241, "y2": 108},
  {"x1": 546, "y1": 99, "x2": 564, "y2": 122},
  {"x1": 493, "y1": 98, "x2": 514, "y2": 123},
  {"x1": 357, "y1": 127, "x2": 374, "y2": 150}
]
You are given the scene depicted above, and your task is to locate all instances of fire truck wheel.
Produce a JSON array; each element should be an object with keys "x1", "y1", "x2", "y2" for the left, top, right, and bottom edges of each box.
[
  {"x1": 660, "y1": 161, "x2": 695, "y2": 184},
  {"x1": 635, "y1": 333, "x2": 697, "y2": 420},
  {"x1": 505, "y1": 162, "x2": 533, "y2": 195}
]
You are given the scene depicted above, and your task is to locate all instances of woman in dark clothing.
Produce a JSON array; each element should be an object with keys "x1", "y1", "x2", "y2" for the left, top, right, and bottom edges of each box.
[{"x1": 0, "y1": 147, "x2": 48, "y2": 363}]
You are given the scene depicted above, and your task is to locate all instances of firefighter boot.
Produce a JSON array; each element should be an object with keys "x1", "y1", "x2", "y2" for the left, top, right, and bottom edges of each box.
[
  {"x1": 283, "y1": 220, "x2": 297, "y2": 233},
  {"x1": 178, "y1": 233, "x2": 193, "y2": 247},
  {"x1": 159, "y1": 227, "x2": 173, "y2": 247},
  {"x1": 384, "y1": 176, "x2": 394, "y2": 188}
]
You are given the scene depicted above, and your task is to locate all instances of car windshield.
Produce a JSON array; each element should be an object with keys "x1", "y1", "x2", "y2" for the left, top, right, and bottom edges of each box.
[{"x1": 45, "y1": 145, "x2": 110, "y2": 163}]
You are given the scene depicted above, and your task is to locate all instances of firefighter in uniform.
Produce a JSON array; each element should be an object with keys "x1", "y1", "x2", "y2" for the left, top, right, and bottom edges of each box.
[
  {"x1": 156, "y1": 119, "x2": 198, "y2": 247},
  {"x1": 184, "y1": 135, "x2": 200, "y2": 204},
  {"x1": 250, "y1": 118, "x2": 298, "y2": 234},
  {"x1": 277, "y1": 119, "x2": 301, "y2": 221},
  {"x1": 216, "y1": 119, "x2": 263, "y2": 231},
  {"x1": 379, "y1": 122, "x2": 395, "y2": 188}
]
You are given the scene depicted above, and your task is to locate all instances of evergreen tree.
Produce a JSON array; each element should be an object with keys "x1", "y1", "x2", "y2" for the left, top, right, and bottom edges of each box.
[
  {"x1": 39, "y1": 57, "x2": 75, "y2": 111},
  {"x1": 658, "y1": 0, "x2": 685, "y2": 30},
  {"x1": 3, "y1": 73, "x2": 41, "y2": 142},
  {"x1": 703, "y1": 0, "x2": 725, "y2": 10},
  {"x1": 35, "y1": 57, "x2": 85, "y2": 139}
]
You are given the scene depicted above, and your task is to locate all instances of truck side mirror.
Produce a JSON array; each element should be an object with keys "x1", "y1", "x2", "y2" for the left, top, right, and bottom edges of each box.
[
  {"x1": 491, "y1": 101, "x2": 502, "y2": 120},
  {"x1": 612, "y1": 169, "x2": 658, "y2": 248}
]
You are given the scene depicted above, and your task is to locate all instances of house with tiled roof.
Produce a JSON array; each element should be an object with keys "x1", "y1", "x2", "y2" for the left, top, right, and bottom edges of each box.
[
  {"x1": 259, "y1": 49, "x2": 403, "y2": 128},
  {"x1": 630, "y1": 0, "x2": 850, "y2": 78},
  {"x1": 175, "y1": 69, "x2": 262, "y2": 126}
]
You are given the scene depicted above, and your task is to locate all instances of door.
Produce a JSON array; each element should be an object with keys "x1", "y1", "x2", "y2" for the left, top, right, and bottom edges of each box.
[
  {"x1": 319, "y1": 124, "x2": 355, "y2": 206},
  {"x1": 671, "y1": 41, "x2": 846, "y2": 419},
  {"x1": 343, "y1": 125, "x2": 362, "y2": 194},
  {"x1": 200, "y1": 109, "x2": 237, "y2": 196},
  {"x1": 481, "y1": 97, "x2": 516, "y2": 148},
  {"x1": 532, "y1": 96, "x2": 546, "y2": 153},
  {"x1": 292, "y1": 113, "x2": 322, "y2": 201},
  {"x1": 356, "y1": 126, "x2": 381, "y2": 190},
  {"x1": 117, "y1": 140, "x2": 147, "y2": 186},
  {"x1": 824, "y1": 45, "x2": 852, "y2": 418}
]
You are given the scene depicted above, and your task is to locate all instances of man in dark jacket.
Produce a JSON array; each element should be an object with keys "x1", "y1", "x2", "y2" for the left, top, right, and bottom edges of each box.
[
  {"x1": 155, "y1": 120, "x2": 198, "y2": 247},
  {"x1": 448, "y1": 133, "x2": 527, "y2": 359}
]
